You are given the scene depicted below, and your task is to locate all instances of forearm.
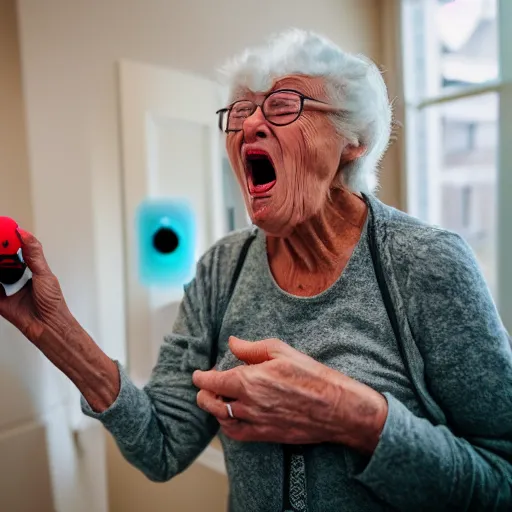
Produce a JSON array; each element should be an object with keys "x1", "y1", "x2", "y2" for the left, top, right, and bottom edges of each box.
[
  {"x1": 355, "y1": 394, "x2": 512, "y2": 511},
  {"x1": 33, "y1": 310, "x2": 120, "y2": 412}
]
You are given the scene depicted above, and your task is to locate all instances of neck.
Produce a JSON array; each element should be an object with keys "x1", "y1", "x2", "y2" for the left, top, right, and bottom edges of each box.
[{"x1": 267, "y1": 188, "x2": 368, "y2": 273}]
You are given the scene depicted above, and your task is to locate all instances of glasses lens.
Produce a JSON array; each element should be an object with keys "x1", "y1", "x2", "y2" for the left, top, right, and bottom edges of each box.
[
  {"x1": 227, "y1": 100, "x2": 255, "y2": 131},
  {"x1": 263, "y1": 91, "x2": 301, "y2": 125},
  {"x1": 218, "y1": 110, "x2": 228, "y2": 132}
]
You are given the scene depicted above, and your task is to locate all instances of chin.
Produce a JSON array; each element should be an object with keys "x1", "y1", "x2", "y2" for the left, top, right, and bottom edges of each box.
[{"x1": 248, "y1": 205, "x2": 295, "y2": 237}]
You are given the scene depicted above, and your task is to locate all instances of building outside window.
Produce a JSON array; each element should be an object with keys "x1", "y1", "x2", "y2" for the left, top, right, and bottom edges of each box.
[{"x1": 401, "y1": 0, "x2": 499, "y2": 294}]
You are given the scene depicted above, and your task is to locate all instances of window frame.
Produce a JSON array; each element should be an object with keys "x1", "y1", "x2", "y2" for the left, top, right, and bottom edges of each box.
[{"x1": 497, "y1": 0, "x2": 511, "y2": 331}]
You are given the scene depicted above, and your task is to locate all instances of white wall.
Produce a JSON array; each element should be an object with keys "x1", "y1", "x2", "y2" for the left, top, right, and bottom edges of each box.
[
  {"x1": 14, "y1": 1, "x2": 384, "y2": 510},
  {"x1": 0, "y1": 0, "x2": 32, "y2": 229},
  {"x1": 0, "y1": 2, "x2": 107, "y2": 511},
  {"x1": 0, "y1": 1, "x2": 50, "y2": 510},
  {"x1": 106, "y1": 434, "x2": 229, "y2": 512}
]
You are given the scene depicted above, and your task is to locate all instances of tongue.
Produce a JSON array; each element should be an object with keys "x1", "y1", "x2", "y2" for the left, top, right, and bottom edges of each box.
[{"x1": 250, "y1": 180, "x2": 276, "y2": 195}]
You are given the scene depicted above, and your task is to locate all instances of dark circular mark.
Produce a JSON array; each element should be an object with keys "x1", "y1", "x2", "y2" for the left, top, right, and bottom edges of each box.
[
  {"x1": 0, "y1": 266, "x2": 26, "y2": 285},
  {"x1": 152, "y1": 227, "x2": 179, "y2": 254}
]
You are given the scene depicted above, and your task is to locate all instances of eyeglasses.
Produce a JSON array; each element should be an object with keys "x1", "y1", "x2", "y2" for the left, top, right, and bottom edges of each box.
[{"x1": 216, "y1": 89, "x2": 342, "y2": 133}]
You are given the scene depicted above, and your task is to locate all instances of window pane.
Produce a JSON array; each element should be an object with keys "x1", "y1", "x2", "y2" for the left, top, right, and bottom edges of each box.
[
  {"x1": 221, "y1": 152, "x2": 250, "y2": 232},
  {"x1": 407, "y1": 93, "x2": 498, "y2": 294},
  {"x1": 403, "y1": 0, "x2": 498, "y2": 100}
]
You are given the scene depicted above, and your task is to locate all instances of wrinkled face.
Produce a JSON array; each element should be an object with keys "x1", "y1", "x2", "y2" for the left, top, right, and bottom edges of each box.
[{"x1": 225, "y1": 75, "x2": 356, "y2": 236}]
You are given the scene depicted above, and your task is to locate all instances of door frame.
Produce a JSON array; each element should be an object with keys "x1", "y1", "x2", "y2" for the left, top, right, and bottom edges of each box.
[{"x1": 117, "y1": 60, "x2": 226, "y2": 382}]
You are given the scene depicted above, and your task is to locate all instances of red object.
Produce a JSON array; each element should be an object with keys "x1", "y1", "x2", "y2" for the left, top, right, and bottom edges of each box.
[{"x1": 0, "y1": 216, "x2": 26, "y2": 285}]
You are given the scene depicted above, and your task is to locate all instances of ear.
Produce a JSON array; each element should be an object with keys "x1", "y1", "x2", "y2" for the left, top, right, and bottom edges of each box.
[{"x1": 342, "y1": 143, "x2": 366, "y2": 163}]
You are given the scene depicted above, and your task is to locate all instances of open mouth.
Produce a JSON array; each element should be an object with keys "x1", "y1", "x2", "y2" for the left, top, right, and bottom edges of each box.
[{"x1": 245, "y1": 150, "x2": 277, "y2": 196}]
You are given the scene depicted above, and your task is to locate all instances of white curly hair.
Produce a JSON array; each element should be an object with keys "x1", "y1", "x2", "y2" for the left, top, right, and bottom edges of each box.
[{"x1": 219, "y1": 29, "x2": 392, "y2": 193}]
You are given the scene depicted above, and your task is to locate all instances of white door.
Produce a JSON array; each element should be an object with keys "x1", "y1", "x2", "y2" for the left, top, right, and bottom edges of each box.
[{"x1": 118, "y1": 60, "x2": 242, "y2": 385}]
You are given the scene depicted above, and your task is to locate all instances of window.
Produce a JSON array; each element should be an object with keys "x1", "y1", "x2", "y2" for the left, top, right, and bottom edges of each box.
[
  {"x1": 221, "y1": 152, "x2": 251, "y2": 232},
  {"x1": 401, "y1": 0, "x2": 504, "y2": 296}
]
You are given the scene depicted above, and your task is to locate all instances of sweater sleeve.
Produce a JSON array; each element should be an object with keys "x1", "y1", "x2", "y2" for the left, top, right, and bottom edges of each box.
[
  {"x1": 81, "y1": 256, "x2": 220, "y2": 482},
  {"x1": 355, "y1": 229, "x2": 512, "y2": 511}
]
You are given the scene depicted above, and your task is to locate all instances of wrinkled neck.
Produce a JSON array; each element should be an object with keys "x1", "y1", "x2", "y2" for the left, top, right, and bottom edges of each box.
[{"x1": 266, "y1": 189, "x2": 368, "y2": 273}]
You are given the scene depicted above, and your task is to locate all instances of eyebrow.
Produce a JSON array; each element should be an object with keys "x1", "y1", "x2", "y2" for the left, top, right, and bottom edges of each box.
[{"x1": 270, "y1": 83, "x2": 308, "y2": 95}]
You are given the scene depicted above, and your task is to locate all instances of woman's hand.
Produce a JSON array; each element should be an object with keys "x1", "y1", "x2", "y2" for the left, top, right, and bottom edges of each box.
[
  {"x1": 0, "y1": 228, "x2": 120, "y2": 411},
  {"x1": 0, "y1": 229, "x2": 73, "y2": 343},
  {"x1": 193, "y1": 337, "x2": 388, "y2": 454}
]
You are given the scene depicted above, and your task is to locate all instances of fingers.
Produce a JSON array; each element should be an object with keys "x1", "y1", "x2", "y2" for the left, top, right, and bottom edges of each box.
[
  {"x1": 192, "y1": 367, "x2": 244, "y2": 399},
  {"x1": 229, "y1": 336, "x2": 298, "y2": 364},
  {"x1": 219, "y1": 420, "x2": 255, "y2": 442},
  {"x1": 16, "y1": 228, "x2": 51, "y2": 276},
  {"x1": 196, "y1": 390, "x2": 231, "y2": 420},
  {"x1": 229, "y1": 337, "x2": 273, "y2": 364},
  {"x1": 196, "y1": 390, "x2": 251, "y2": 421}
]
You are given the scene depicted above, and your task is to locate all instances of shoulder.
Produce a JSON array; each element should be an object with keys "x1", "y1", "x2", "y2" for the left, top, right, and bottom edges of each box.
[
  {"x1": 370, "y1": 197, "x2": 501, "y2": 345},
  {"x1": 369, "y1": 195, "x2": 480, "y2": 284}
]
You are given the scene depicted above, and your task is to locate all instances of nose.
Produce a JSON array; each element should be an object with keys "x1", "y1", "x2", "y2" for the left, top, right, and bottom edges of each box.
[{"x1": 242, "y1": 106, "x2": 271, "y2": 143}]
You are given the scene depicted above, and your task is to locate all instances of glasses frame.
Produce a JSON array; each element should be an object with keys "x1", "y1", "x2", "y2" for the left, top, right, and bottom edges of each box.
[{"x1": 215, "y1": 89, "x2": 341, "y2": 132}]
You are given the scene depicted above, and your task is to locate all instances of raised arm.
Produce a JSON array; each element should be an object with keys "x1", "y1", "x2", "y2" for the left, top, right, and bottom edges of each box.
[
  {"x1": 0, "y1": 230, "x2": 219, "y2": 482},
  {"x1": 0, "y1": 229, "x2": 120, "y2": 412},
  {"x1": 355, "y1": 229, "x2": 512, "y2": 511}
]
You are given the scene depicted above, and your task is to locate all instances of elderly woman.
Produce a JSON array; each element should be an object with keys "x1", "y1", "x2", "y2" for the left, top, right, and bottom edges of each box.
[{"x1": 1, "y1": 29, "x2": 511, "y2": 511}]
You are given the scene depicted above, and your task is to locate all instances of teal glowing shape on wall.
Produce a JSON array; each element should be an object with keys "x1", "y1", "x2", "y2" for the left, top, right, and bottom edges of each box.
[{"x1": 135, "y1": 198, "x2": 196, "y2": 288}]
